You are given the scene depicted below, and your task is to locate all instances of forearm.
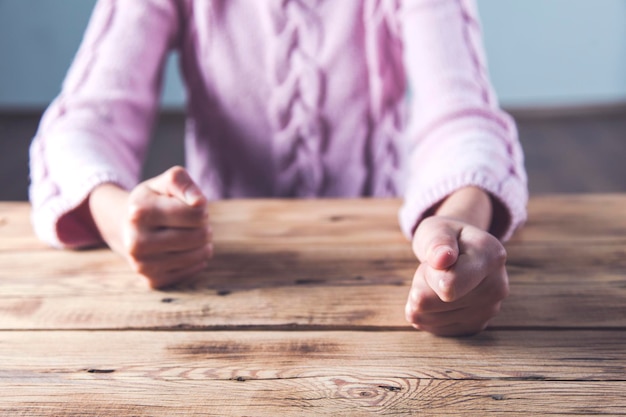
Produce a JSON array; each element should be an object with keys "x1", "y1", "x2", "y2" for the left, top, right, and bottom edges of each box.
[
  {"x1": 432, "y1": 186, "x2": 492, "y2": 231},
  {"x1": 88, "y1": 183, "x2": 130, "y2": 255}
]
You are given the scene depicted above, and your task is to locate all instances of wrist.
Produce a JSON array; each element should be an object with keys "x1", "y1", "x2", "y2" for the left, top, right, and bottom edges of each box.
[
  {"x1": 432, "y1": 186, "x2": 492, "y2": 231},
  {"x1": 88, "y1": 183, "x2": 130, "y2": 253}
]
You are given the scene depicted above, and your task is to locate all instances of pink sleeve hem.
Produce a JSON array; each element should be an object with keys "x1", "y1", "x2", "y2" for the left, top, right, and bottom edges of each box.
[
  {"x1": 31, "y1": 171, "x2": 135, "y2": 249},
  {"x1": 398, "y1": 171, "x2": 528, "y2": 242}
]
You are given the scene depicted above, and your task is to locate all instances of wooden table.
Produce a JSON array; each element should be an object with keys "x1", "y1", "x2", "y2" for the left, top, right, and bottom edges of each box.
[{"x1": 2, "y1": 195, "x2": 625, "y2": 416}]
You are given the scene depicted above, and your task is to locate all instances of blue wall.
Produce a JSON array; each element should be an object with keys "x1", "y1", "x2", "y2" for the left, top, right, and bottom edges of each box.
[
  {"x1": 0, "y1": 0, "x2": 184, "y2": 109},
  {"x1": 1, "y1": 0, "x2": 625, "y2": 109},
  {"x1": 479, "y1": 0, "x2": 626, "y2": 107}
]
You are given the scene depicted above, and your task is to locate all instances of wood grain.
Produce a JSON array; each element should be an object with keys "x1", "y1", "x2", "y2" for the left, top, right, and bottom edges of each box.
[
  {"x1": 1, "y1": 197, "x2": 626, "y2": 330},
  {"x1": 3, "y1": 331, "x2": 626, "y2": 416},
  {"x1": 7, "y1": 381, "x2": 625, "y2": 416},
  {"x1": 2, "y1": 196, "x2": 626, "y2": 415},
  {"x1": 4, "y1": 195, "x2": 626, "y2": 247},
  {"x1": 1, "y1": 259, "x2": 625, "y2": 329}
]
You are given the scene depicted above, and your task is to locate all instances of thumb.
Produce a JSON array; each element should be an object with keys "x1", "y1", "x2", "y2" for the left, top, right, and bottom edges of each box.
[
  {"x1": 148, "y1": 166, "x2": 206, "y2": 207},
  {"x1": 427, "y1": 240, "x2": 459, "y2": 271},
  {"x1": 413, "y1": 218, "x2": 460, "y2": 270}
]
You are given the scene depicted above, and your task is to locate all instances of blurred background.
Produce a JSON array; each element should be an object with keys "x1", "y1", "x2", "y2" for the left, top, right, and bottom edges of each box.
[{"x1": 1, "y1": 0, "x2": 625, "y2": 200}]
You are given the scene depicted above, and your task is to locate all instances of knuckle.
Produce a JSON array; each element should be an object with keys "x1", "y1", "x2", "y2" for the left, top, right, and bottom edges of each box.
[
  {"x1": 481, "y1": 234, "x2": 507, "y2": 264},
  {"x1": 205, "y1": 243, "x2": 214, "y2": 258},
  {"x1": 198, "y1": 225, "x2": 213, "y2": 243},
  {"x1": 494, "y1": 245, "x2": 507, "y2": 264},
  {"x1": 136, "y1": 263, "x2": 158, "y2": 279},
  {"x1": 188, "y1": 207, "x2": 208, "y2": 224},
  {"x1": 476, "y1": 317, "x2": 494, "y2": 333},
  {"x1": 468, "y1": 323, "x2": 489, "y2": 336},
  {"x1": 484, "y1": 282, "x2": 509, "y2": 304},
  {"x1": 489, "y1": 302, "x2": 503, "y2": 318},
  {"x1": 165, "y1": 166, "x2": 189, "y2": 186},
  {"x1": 122, "y1": 230, "x2": 145, "y2": 258},
  {"x1": 478, "y1": 236, "x2": 507, "y2": 269},
  {"x1": 411, "y1": 238, "x2": 420, "y2": 258},
  {"x1": 477, "y1": 303, "x2": 502, "y2": 324},
  {"x1": 126, "y1": 241, "x2": 142, "y2": 258},
  {"x1": 127, "y1": 203, "x2": 151, "y2": 226},
  {"x1": 496, "y1": 281, "x2": 510, "y2": 300},
  {"x1": 148, "y1": 276, "x2": 172, "y2": 290},
  {"x1": 409, "y1": 312, "x2": 430, "y2": 327},
  {"x1": 454, "y1": 322, "x2": 488, "y2": 337},
  {"x1": 127, "y1": 257, "x2": 146, "y2": 275},
  {"x1": 490, "y1": 275, "x2": 510, "y2": 301},
  {"x1": 410, "y1": 290, "x2": 432, "y2": 314},
  {"x1": 196, "y1": 227, "x2": 208, "y2": 242},
  {"x1": 475, "y1": 303, "x2": 505, "y2": 332}
]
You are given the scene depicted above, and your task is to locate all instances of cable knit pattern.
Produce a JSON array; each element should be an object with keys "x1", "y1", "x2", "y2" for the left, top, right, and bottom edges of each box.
[
  {"x1": 363, "y1": 0, "x2": 406, "y2": 197},
  {"x1": 29, "y1": 0, "x2": 528, "y2": 248},
  {"x1": 268, "y1": 0, "x2": 326, "y2": 197}
]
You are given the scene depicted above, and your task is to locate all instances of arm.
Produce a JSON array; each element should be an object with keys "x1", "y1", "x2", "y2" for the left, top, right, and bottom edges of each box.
[
  {"x1": 29, "y1": 0, "x2": 181, "y2": 249},
  {"x1": 397, "y1": 0, "x2": 527, "y2": 242},
  {"x1": 396, "y1": 0, "x2": 526, "y2": 335}
]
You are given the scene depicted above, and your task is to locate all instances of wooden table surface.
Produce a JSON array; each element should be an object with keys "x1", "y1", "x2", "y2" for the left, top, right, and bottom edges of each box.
[{"x1": 2, "y1": 195, "x2": 625, "y2": 416}]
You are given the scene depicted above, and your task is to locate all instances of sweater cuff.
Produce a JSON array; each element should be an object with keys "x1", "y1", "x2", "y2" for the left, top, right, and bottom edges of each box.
[
  {"x1": 398, "y1": 170, "x2": 528, "y2": 242},
  {"x1": 30, "y1": 130, "x2": 139, "y2": 249},
  {"x1": 31, "y1": 171, "x2": 135, "y2": 249}
]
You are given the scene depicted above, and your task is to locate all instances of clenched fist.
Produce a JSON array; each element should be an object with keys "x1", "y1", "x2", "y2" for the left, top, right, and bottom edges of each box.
[
  {"x1": 89, "y1": 166, "x2": 213, "y2": 288},
  {"x1": 404, "y1": 186, "x2": 510, "y2": 336}
]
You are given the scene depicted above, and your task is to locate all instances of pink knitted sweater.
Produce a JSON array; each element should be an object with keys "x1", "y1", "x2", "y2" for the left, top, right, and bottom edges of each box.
[{"x1": 29, "y1": 0, "x2": 527, "y2": 249}]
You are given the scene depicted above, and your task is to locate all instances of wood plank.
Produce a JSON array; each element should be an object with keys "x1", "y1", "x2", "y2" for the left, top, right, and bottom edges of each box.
[
  {"x1": 1, "y1": 198, "x2": 626, "y2": 330},
  {"x1": 509, "y1": 194, "x2": 626, "y2": 243},
  {"x1": 0, "y1": 202, "x2": 46, "y2": 251},
  {"x1": 2, "y1": 330, "x2": 626, "y2": 416},
  {"x1": 1, "y1": 244, "x2": 625, "y2": 329},
  {"x1": 1, "y1": 269, "x2": 625, "y2": 330},
  {"x1": 3, "y1": 196, "x2": 626, "y2": 414},
  {"x1": 4, "y1": 195, "x2": 626, "y2": 249},
  {"x1": 5, "y1": 330, "x2": 626, "y2": 380},
  {"x1": 0, "y1": 199, "x2": 412, "y2": 251},
  {"x1": 5, "y1": 381, "x2": 626, "y2": 416}
]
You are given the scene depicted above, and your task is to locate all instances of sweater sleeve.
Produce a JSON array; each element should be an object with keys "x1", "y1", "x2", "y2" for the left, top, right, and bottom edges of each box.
[
  {"x1": 29, "y1": 0, "x2": 180, "y2": 249},
  {"x1": 397, "y1": 0, "x2": 528, "y2": 241}
]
